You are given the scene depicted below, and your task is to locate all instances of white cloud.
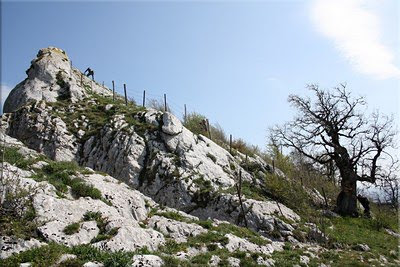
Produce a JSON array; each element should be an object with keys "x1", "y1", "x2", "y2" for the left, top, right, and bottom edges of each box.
[
  {"x1": 1, "y1": 84, "x2": 13, "y2": 114},
  {"x1": 310, "y1": 0, "x2": 400, "y2": 79}
]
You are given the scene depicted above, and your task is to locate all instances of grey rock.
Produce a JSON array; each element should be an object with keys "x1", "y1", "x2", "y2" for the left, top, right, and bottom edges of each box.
[
  {"x1": 257, "y1": 257, "x2": 275, "y2": 266},
  {"x1": 209, "y1": 255, "x2": 221, "y2": 266},
  {"x1": 4, "y1": 47, "x2": 111, "y2": 113},
  {"x1": 225, "y1": 234, "x2": 277, "y2": 255},
  {"x1": 385, "y1": 228, "x2": 400, "y2": 238},
  {"x1": 162, "y1": 112, "x2": 183, "y2": 135},
  {"x1": 300, "y1": 255, "x2": 310, "y2": 265},
  {"x1": 174, "y1": 246, "x2": 207, "y2": 260},
  {"x1": 131, "y1": 255, "x2": 164, "y2": 267},
  {"x1": 0, "y1": 236, "x2": 45, "y2": 259},
  {"x1": 321, "y1": 210, "x2": 339, "y2": 218},
  {"x1": 306, "y1": 224, "x2": 329, "y2": 244},
  {"x1": 352, "y1": 243, "x2": 370, "y2": 252},
  {"x1": 0, "y1": 46, "x2": 304, "y2": 252},
  {"x1": 83, "y1": 262, "x2": 104, "y2": 267},
  {"x1": 148, "y1": 215, "x2": 206, "y2": 243},
  {"x1": 57, "y1": 254, "x2": 77, "y2": 264},
  {"x1": 228, "y1": 257, "x2": 241, "y2": 267}
]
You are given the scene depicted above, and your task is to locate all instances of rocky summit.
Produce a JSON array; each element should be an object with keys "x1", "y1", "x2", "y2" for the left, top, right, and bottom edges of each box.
[{"x1": 0, "y1": 47, "x2": 398, "y2": 266}]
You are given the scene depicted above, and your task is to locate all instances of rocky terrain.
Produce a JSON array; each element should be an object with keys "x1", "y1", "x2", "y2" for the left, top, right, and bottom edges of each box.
[{"x1": 0, "y1": 47, "x2": 398, "y2": 266}]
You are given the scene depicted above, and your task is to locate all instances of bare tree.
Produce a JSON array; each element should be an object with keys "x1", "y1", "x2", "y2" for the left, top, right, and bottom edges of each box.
[
  {"x1": 375, "y1": 157, "x2": 399, "y2": 210},
  {"x1": 272, "y1": 84, "x2": 396, "y2": 216}
]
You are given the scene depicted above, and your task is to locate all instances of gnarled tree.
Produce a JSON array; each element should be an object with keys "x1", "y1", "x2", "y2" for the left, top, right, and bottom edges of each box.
[{"x1": 272, "y1": 84, "x2": 395, "y2": 216}]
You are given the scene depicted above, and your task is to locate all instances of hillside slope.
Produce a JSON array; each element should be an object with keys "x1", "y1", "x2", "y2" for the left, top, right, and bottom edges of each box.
[{"x1": 0, "y1": 47, "x2": 398, "y2": 266}]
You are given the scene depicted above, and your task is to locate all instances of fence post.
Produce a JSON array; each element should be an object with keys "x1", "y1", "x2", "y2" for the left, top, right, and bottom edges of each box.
[
  {"x1": 142, "y1": 90, "x2": 146, "y2": 107},
  {"x1": 112, "y1": 81, "x2": 115, "y2": 101},
  {"x1": 184, "y1": 104, "x2": 187, "y2": 123},
  {"x1": 236, "y1": 170, "x2": 248, "y2": 227},
  {"x1": 206, "y1": 119, "x2": 212, "y2": 139},
  {"x1": 321, "y1": 187, "x2": 328, "y2": 209},
  {"x1": 124, "y1": 84, "x2": 128, "y2": 105},
  {"x1": 272, "y1": 160, "x2": 275, "y2": 172},
  {"x1": 164, "y1": 94, "x2": 167, "y2": 112},
  {"x1": 229, "y1": 134, "x2": 233, "y2": 154},
  {"x1": 275, "y1": 199, "x2": 284, "y2": 218}
]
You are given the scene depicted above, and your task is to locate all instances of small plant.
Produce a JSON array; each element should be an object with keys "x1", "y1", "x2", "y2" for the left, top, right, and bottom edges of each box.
[
  {"x1": 0, "y1": 163, "x2": 39, "y2": 239},
  {"x1": 70, "y1": 179, "x2": 102, "y2": 199},
  {"x1": 2, "y1": 146, "x2": 37, "y2": 170},
  {"x1": 153, "y1": 211, "x2": 188, "y2": 222},
  {"x1": 63, "y1": 222, "x2": 80, "y2": 235},
  {"x1": 83, "y1": 211, "x2": 103, "y2": 222},
  {"x1": 82, "y1": 211, "x2": 118, "y2": 243}
]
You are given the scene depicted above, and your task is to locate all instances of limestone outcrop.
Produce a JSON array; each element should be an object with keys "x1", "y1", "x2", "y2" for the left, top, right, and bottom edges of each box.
[{"x1": 0, "y1": 47, "x2": 310, "y2": 265}]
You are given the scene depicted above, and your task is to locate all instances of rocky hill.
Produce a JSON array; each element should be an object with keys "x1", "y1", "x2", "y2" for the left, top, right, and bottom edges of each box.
[{"x1": 0, "y1": 47, "x2": 398, "y2": 266}]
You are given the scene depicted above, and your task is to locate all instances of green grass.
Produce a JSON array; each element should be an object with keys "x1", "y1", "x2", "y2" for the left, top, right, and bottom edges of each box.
[
  {"x1": 48, "y1": 91, "x2": 151, "y2": 141},
  {"x1": 152, "y1": 211, "x2": 189, "y2": 222},
  {"x1": 0, "y1": 243, "x2": 137, "y2": 267},
  {"x1": 0, "y1": 204, "x2": 37, "y2": 240},
  {"x1": 30, "y1": 160, "x2": 107, "y2": 203},
  {"x1": 188, "y1": 231, "x2": 229, "y2": 247},
  {"x1": 270, "y1": 243, "x2": 304, "y2": 267},
  {"x1": 1, "y1": 146, "x2": 41, "y2": 170},
  {"x1": 325, "y1": 216, "x2": 398, "y2": 259},
  {"x1": 63, "y1": 222, "x2": 80, "y2": 235},
  {"x1": 212, "y1": 223, "x2": 271, "y2": 246}
]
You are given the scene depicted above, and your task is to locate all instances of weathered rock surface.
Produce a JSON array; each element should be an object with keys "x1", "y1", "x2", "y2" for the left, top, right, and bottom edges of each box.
[
  {"x1": 0, "y1": 236, "x2": 45, "y2": 259},
  {"x1": 1, "y1": 50, "x2": 300, "y2": 239},
  {"x1": 0, "y1": 47, "x2": 302, "y2": 261},
  {"x1": 4, "y1": 47, "x2": 111, "y2": 113},
  {"x1": 225, "y1": 234, "x2": 280, "y2": 255},
  {"x1": 131, "y1": 255, "x2": 164, "y2": 267},
  {"x1": 148, "y1": 215, "x2": 207, "y2": 243}
]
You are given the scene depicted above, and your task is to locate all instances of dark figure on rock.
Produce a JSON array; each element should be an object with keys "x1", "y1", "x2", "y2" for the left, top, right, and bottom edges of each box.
[{"x1": 84, "y1": 67, "x2": 94, "y2": 80}]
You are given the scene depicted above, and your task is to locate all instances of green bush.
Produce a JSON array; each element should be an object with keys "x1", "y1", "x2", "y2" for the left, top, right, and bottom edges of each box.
[
  {"x1": 71, "y1": 179, "x2": 102, "y2": 199},
  {"x1": 63, "y1": 222, "x2": 80, "y2": 235},
  {"x1": 184, "y1": 112, "x2": 208, "y2": 136},
  {"x1": 231, "y1": 138, "x2": 261, "y2": 157},
  {"x1": 83, "y1": 211, "x2": 103, "y2": 222},
  {"x1": 0, "y1": 169, "x2": 38, "y2": 240},
  {"x1": 32, "y1": 161, "x2": 104, "y2": 201}
]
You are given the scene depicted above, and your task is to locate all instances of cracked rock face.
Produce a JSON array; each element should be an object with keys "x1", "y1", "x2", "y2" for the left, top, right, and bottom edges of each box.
[
  {"x1": 1, "y1": 46, "x2": 301, "y2": 249},
  {"x1": 0, "y1": 237, "x2": 45, "y2": 259},
  {"x1": 148, "y1": 215, "x2": 207, "y2": 243},
  {"x1": 4, "y1": 47, "x2": 111, "y2": 113},
  {"x1": 161, "y1": 112, "x2": 183, "y2": 135},
  {"x1": 131, "y1": 255, "x2": 164, "y2": 267}
]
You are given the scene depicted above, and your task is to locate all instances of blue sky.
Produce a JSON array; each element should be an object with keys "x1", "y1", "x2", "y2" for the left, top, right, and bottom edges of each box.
[{"x1": 1, "y1": 0, "x2": 399, "y2": 149}]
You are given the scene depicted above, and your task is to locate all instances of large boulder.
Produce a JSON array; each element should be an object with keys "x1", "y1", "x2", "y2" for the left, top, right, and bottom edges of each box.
[{"x1": 3, "y1": 47, "x2": 111, "y2": 113}]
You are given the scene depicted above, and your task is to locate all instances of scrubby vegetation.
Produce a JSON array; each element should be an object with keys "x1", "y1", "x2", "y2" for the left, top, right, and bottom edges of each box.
[
  {"x1": 48, "y1": 89, "x2": 155, "y2": 141},
  {"x1": 0, "y1": 146, "x2": 111, "y2": 242},
  {"x1": 63, "y1": 222, "x2": 80, "y2": 235},
  {"x1": 0, "y1": 147, "x2": 39, "y2": 240},
  {"x1": 82, "y1": 211, "x2": 119, "y2": 243}
]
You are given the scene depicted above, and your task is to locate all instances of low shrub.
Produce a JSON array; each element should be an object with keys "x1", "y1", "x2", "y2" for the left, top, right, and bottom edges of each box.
[{"x1": 63, "y1": 222, "x2": 80, "y2": 235}]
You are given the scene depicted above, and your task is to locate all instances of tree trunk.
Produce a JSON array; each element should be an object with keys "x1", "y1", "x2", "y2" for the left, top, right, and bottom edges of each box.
[{"x1": 336, "y1": 178, "x2": 358, "y2": 216}]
